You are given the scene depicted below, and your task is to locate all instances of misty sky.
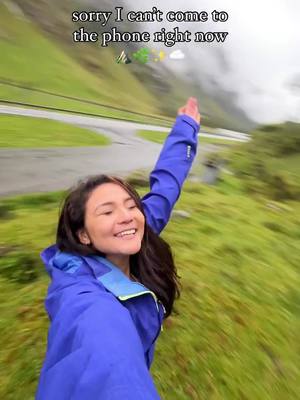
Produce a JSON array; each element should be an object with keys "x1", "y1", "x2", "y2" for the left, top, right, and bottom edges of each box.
[{"x1": 124, "y1": 0, "x2": 300, "y2": 124}]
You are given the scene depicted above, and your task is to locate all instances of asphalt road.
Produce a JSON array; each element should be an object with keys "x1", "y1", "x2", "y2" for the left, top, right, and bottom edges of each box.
[{"x1": 0, "y1": 105, "x2": 217, "y2": 197}]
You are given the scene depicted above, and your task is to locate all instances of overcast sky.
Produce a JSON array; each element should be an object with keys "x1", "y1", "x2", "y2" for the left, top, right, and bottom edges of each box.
[{"x1": 124, "y1": 0, "x2": 300, "y2": 124}]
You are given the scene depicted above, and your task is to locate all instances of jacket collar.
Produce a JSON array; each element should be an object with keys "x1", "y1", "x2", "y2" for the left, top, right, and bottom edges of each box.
[
  {"x1": 41, "y1": 245, "x2": 160, "y2": 310},
  {"x1": 84, "y1": 255, "x2": 159, "y2": 305}
]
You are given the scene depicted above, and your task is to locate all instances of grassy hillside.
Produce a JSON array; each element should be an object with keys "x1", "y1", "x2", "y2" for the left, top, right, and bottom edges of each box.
[
  {"x1": 0, "y1": 115, "x2": 111, "y2": 147},
  {"x1": 0, "y1": 2, "x2": 168, "y2": 124},
  {"x1": 0, "y1": 173, "x2": 299, "y2": 399},
  {"x1": 228, "y1": 122, "x2": 300, "y2": 200}
]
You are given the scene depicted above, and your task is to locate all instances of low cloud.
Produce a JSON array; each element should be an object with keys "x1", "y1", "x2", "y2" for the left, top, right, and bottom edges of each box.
[
  {"x1": 169, "y1": 49, "x2": 185, "y2": 60},
  {"x1": 125, "y1": 0, "x2": 300, "y2": 124}
]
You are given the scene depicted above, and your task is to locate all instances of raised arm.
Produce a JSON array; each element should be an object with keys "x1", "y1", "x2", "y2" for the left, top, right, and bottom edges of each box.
[{"x1": 142, "y1": 98, "x2": 200, "y2": 235}]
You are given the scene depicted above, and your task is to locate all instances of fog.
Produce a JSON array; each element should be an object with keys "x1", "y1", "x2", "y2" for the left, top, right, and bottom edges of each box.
[{"x1": 124, "y1": 0, "x2": 300, "y2": 124}]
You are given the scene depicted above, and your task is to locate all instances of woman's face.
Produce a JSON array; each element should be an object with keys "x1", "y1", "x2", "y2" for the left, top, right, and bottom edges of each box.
[{"x1": 78, "y1": 183, "x2": 145, "y2": 258}]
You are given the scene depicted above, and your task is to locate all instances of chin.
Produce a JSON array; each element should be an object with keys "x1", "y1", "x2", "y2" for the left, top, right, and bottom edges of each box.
[{"x1": 121, "y1": 242, "x2": 142, "y2": 255}]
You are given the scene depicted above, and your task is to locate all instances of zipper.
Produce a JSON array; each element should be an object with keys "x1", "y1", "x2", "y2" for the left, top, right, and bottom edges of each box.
[
  {"x1": 146, "y1": 306, "x2": 165, "y2": 366},
  {"x1": 118, "y1": 287, "x2": 160, "y2": 312},
  {"x1": 157, "y1": 300, "x2": 166, "y2": 332},
  {"x1": 119, "y1": 289, "x2": 166, "y2": 324},
  {"x1": 118, "y1": 291, "x2": 166, "y2": 335},
  {"x1": 159, "y1": 301, "x2": 167, "y2": 316}
]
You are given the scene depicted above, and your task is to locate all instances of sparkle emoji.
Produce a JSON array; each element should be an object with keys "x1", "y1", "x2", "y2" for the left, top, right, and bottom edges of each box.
[{"x1": 151, "y1": 49, "x2": 166, "y2": 62}]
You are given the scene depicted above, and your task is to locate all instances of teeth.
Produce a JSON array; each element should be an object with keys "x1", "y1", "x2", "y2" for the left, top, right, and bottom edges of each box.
[{"x1": 116, "y1": 229, "x2": 136, "y2": 237}]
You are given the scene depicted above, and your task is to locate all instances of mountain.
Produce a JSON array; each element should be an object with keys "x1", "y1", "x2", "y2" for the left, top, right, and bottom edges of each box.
[{"x1": 3, "y1": 0, "x2": 256, "y2": 131}]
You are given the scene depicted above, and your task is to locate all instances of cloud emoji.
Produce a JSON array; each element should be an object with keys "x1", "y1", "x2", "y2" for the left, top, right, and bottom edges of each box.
[{"x1": 169, "y1": 50, "x2": 185, "y2": 60}]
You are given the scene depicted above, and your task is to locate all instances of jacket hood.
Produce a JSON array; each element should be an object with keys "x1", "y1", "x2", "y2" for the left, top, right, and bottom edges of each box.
[{"x1": 41, "y1": 244, "x2": 84, "y2": 276}]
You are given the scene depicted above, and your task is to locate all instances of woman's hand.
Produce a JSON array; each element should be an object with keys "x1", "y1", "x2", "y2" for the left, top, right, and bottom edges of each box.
[{"x1": 178, "y1": 97, "x2": 201, "y2": 124}]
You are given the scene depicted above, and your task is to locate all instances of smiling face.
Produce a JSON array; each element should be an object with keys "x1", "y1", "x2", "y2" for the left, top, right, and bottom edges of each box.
[{"x1": 78, "y1": 182, "x2": 145, "y2": 265}]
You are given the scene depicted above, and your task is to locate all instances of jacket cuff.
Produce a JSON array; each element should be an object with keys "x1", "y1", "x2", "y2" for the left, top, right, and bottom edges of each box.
[{"x1": 174, "y1": 114, "x2": 200, "y2": 135}]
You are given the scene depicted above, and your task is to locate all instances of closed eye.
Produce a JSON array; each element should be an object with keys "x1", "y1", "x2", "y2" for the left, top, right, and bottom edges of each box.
[{"x1": 101, "y1": 205, "x2": 136, "y2": 215}]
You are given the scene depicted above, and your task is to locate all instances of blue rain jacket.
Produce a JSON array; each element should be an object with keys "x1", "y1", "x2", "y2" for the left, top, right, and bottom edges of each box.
[{"x1": 36, "y1": 115, "x2": 200, "y2": 400}]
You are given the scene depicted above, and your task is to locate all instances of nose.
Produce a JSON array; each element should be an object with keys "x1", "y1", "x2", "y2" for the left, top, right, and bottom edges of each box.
[{"x1": 117, "y1": 207, "x2": 133, "y2": 224}]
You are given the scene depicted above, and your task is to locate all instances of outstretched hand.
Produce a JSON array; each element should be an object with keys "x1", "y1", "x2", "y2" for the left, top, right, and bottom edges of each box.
[{"x1": 178, "y1": 97, "x2": 201, "y2": 124}]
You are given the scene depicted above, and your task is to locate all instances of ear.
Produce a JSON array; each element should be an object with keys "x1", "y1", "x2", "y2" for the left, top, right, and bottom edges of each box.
[{"x1": 77, "y1": 229, "x2": 91, "y2": 245}]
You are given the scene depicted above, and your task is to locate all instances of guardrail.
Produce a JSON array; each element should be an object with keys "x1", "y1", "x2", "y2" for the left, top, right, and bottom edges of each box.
[{"x1": 0, "y1": 77, "x2": 172, "y2": 125}]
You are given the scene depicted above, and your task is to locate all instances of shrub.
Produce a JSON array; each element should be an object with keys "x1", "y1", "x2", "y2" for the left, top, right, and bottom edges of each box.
[
  {"x1": 0, "y1": 203, "x2": 14, "y2": 220},
  {"x1": 0, "y1": 249, "x2": 40, "y2": 283},
  {"x1": 126, "y1": 170, "x2": 150, "y2": 188},
  {"x1": 228, "y1": 122, "x2": 300, "y2": 200},
  {"x1": 270, "y1": 174, "x2": 300, "y2": 200},
  {"x1": 254, "y1": 122, "x2": 300, "y2": 157},
  {"x1": 5, "y1": 192, "x2": 63, "y2": 210}
]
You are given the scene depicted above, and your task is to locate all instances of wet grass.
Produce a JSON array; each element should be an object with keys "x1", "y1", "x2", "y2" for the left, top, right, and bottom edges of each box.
[
  {"x1": 0, "y1": 174, "x2": 299, "y2": 399},
  {"x1": 0, "y1": 115, "x2": 111, "y2": 148}
]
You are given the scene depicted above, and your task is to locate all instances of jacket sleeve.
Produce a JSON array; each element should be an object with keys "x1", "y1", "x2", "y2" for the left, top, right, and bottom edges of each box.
[
  {"x1": 36, "y1": 272, "x2": 161, "y2": 400},
  {"x1": 141, "y1": 114, "x2": 200, "y2": 235}
]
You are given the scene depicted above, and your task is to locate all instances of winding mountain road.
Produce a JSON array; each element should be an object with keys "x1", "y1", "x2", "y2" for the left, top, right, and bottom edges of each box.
[{"x1": 0, "y1": 105, "x2": 217, "y2": 197}]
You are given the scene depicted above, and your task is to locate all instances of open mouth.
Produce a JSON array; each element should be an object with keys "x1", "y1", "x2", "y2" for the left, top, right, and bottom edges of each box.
[{"x1": 114, "y1": 228, "x2": 137, "y2": 238}]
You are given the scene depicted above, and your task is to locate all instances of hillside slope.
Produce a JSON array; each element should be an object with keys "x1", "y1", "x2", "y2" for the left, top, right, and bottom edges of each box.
[{"x1": 0, "y1": 1, "x2": 161, "y2": 119}]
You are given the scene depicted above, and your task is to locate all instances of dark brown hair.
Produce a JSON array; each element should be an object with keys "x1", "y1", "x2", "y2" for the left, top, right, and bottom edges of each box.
[{"x1": 56, "y1": 174, "x2": 181, "y2": 318}]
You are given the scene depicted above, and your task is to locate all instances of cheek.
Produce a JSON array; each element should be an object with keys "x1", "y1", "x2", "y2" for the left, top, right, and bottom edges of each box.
[
  {"x1": 85, "y1": 218, "x2": 115, "y2": 253},
  {"x1": 85, "y1": 215, "x2": 110, "y2": 240},
  {"x1": 138, "y1": 213, "x2": 145, "y2": 232}
]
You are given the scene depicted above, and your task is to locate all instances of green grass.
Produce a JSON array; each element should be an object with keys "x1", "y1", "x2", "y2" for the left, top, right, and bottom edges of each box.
[
  {"x1": 0, "y1": 115, "x2": 111, "y2": 147},
  {"x1": 137, "y1": 129, "x2": 240, "y2": 146},
  {"x1": 136, "y1": 129, "x2": 168, "y2": 144},
  {"x1": 0, "y1": 174, "x2": 299, "y2": 399},
  {"x1": 266, "y1": 153, "x2": 300, "y2": 184}
]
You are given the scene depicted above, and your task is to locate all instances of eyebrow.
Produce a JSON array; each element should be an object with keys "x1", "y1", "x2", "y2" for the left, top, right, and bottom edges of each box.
[{"x1": 94, "y1": 197, "x2": 134, "y2": 211}]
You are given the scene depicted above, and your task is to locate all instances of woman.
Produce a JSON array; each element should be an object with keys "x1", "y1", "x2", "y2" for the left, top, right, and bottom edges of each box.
[{"x1": 36, "y1": 98, "x2": 200, "y2": 399}]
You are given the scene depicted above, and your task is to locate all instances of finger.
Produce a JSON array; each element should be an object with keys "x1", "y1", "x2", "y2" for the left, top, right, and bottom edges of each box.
[
  {"x1": 186, "y1": 99, "x2": 198, "y2": 113},
  {"x1": 187, "y1": 97, "x2": 198, "y2": 107}
]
